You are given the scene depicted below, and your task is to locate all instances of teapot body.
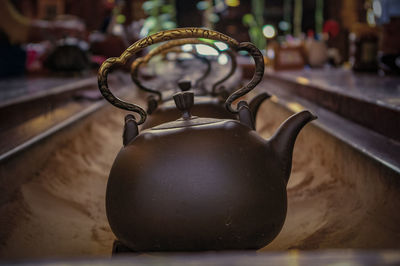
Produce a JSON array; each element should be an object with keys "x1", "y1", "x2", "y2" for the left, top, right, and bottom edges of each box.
[{"x1": 106, "y1": 120, "x2": 287, "y2": 251}]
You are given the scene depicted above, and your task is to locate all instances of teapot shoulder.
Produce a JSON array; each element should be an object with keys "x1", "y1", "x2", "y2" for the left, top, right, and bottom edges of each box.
[
  {"x1": 134, "y1": 119, "x2": 250, "y2": 140},
  {"x1": 161, "y1": 95, "x2": 222, "y2": 108}
]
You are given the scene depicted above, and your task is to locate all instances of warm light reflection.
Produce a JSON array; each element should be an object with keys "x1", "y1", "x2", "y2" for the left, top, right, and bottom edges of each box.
[
  {"x1": 287, "y1": 102, "x2": 305, "y2": 113},
  {"x1": 166, "y1": 53, "x2": 194, "y2": 61},
  {"x1": 296, "y1": 77, "x2": 310, "y2": 85},
  {"x1": 178, "y1": 53, "x2": 194, "y2": 59},
  {"x1": 181, "y1": 44, "x2": 193, "y2": 52},
  {"x1": 225, "y1": 0, "x2": 240, "y2": 7},
  {"x1": 270, "y1": 95, "x2": 279, "y2": 103},
  {"x1": 288, "y1": 249, "x2": 300, "y2": 266}
]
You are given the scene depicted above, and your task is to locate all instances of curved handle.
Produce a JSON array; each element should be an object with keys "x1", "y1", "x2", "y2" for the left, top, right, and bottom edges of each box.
[
  {"x1": 131, "y1": 39, "x2": 219, "y2": 97},
  {"x1": 131, "y1": 57, "x2": 162, "y2": 100},
  {"x1": 211, "y1": 48, "x2": 237, "y2": 96},
  {"x1": 225, "y1": 42, "x2": 264, "y2": 113},
  {"x1": 98, "y1": 28, "x2": 263, "y2": 124},
  {"x1": 130, "y1": 45, "x2": 212, "y2": 100},
  {"x1": 151, "y1": 47, "x2": 213, "y2": 93},
  {"x1": 138, "y1": 38, "x2": 237, "y2": 97},
  {"x1": 142, "y1": 38, "x2": 218, "y2": 63},
  {"x1": 175, "y1": 49, "x2": 212, "y2": 90}
]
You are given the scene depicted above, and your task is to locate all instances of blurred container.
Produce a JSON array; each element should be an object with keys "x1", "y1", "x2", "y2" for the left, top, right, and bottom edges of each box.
[
  {"x1": 349, "y1": 23, "x2": 379, "y2": 72},
  {"x1": 378, "y1": 17, "x2": 400, "y2": 75},
  {"x1": 266, "y1": 41, "x2": 306, "y2": 71},
  {"x1": 305, "y1": 39, "x2": 328, "y2": 68}
]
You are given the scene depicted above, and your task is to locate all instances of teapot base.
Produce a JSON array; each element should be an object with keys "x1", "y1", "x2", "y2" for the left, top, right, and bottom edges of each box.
[
  {"x1": 111, "y1": 239, "x2": 259, "y2": 255},
  {"x1": 112, "y1": 240, "x2": 141, "y2": 256}
]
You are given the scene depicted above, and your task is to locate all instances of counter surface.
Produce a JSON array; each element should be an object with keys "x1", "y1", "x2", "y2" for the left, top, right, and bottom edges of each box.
[{"x1": 267, "y1": 68, "x2": 400, "y2": 111}]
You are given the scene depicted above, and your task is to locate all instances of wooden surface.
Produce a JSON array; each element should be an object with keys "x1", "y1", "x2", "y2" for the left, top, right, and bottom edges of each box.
[{"x1": 2, "y1": 250, "x2": 400, "y2": 265}]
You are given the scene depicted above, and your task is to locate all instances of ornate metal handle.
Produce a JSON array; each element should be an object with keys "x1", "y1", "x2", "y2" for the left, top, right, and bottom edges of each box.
[
  {"x1": 134, "y1": 38, "x2": 237, "y2": 98},
  {"x1": 143, "y1": 39, "x2": 220, "y2": 92},
  {"x1": 130, "y1": 43, "x2": 213, "y2": 100},
  {"x1": 131, "y1": 57, "x2": 162, "y2": 100},
  {"x1": 211, "y1": 48, "x2": 237, "y2": 96},
  {"x1": 98, "y1": 28, "x2": 264, "y2": 124},
  {"x1": 142, "y1": 38, "x2": 218, "y2": 63},
  {"x1": 225, "y1": 42, "x2": 264, "y2": 113},
  {"x1": 162, "y1": 48, "x2": 212, "y2": 90}
]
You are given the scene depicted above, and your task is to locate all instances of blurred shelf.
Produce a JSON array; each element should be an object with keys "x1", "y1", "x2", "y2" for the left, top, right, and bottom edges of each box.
[
  {"x1": 0, "y1": 72, "x2": 131, "y2": 162},
  {"x1": 0, "y1": 73, "x2": 95, "y2": 108},
  {"x1": 264, "y1": 68, "x2": 400, "y2": 142},
  {"x1": 255, "y1": 67, "x2": 400, "y2": 174}
]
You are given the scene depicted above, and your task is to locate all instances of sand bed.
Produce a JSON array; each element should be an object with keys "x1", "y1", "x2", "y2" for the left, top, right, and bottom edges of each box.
[{"x1": 0, "y1": 94, "x2": 399, "y2": 260}]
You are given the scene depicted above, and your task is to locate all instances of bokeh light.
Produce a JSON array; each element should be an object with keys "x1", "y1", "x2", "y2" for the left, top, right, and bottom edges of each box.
[
  {"x1": 196, "y1": 1, "x2": 209, "y2": 10},
  {"x1": 195, "y1": 44, "x2": 219, "y2": 56},
  {"x1": 218, "y1": 54, "x2": 229, "y2": 65},
  {"x1": 278, "y1": 21, "x2": 290, "y2": 31},
  {"x1": 214, "y1": 42, "x2": 228, "y2": 51},
  {"x1": 182, "y1": 44, "x2": 193, "y2": 52},
  {"x1": 116, "y1": 14, "x2": 126, "y2": 24},
  {"x1": 373, "y1": 0, "x2": 382, "y2": 17},
  {"x1": 225, "y1": 0, "x2": 240, "y2": 7},
  {"x1": 262, "y1": 25, "x2": 276, "y2": 39}
]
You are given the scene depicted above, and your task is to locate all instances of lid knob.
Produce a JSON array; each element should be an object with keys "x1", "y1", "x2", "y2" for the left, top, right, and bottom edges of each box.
[
  {"x1": 178, "y1": 80, "x2": 191, "y2": 91},
  {"x1": 173, "y1": 91, "x2": 194, "y2": 120}
]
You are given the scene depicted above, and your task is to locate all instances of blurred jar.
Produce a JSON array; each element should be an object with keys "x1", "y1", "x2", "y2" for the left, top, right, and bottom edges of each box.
[
  {"x1": 306, "y1": 39, "x2": 328, "y2": 67},
  {"x1": 374, "y1": 0, "x2": 400, "y2": 74},
  {"x1": 349, "y1": 23, "x2": 379, "y2": 72},
  {"x1": 378, "y1": 17, "x2": 400, "y2": 74}
]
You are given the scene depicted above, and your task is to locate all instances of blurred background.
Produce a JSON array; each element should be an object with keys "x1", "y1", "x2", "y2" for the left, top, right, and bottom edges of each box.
[
  {"x1": 0, "y1": 0, "x2": 400, "y2": 262},
  {"x1": 0, "y1": 0, "x2": 399, "y2": 76}
]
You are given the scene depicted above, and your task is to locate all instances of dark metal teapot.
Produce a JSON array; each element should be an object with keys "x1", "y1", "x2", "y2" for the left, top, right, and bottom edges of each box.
[
  {"x1": 130, "y1": 38, "x2": 269, "y2": 129},
  {"x1": 98, "y1": 28, "x2": 317, "y2": 252}
]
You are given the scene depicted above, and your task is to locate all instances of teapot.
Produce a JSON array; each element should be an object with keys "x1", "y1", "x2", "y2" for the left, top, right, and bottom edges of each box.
[
  {"x1": 130, "y1": 38, "x2": 269, "y2": 129},
  {"x1": 98, "y1": 28, "x2": 317, "y2": 252}
]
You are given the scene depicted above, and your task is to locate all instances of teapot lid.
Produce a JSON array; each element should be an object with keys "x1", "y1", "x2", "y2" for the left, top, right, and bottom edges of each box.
[{"x1": 151, "y1": 91, "x2": 222, "y2": 130}]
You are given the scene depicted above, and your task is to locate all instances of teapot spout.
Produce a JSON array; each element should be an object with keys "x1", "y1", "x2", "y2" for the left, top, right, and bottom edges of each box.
[{"x1": 269, "y1": 110, "x2": 317, "y2": 184}]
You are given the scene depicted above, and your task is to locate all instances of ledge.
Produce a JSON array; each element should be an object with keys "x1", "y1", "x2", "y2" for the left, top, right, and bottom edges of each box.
[
  {"x1": 257, "y1": 68, "x2": 400, "y2": 174},
  {"x1": 264, "y1": 68, "x2": 400, "y2": 142},
  {"x1": 0, "y1": 72, "x2": 131, "y2": 162}
]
